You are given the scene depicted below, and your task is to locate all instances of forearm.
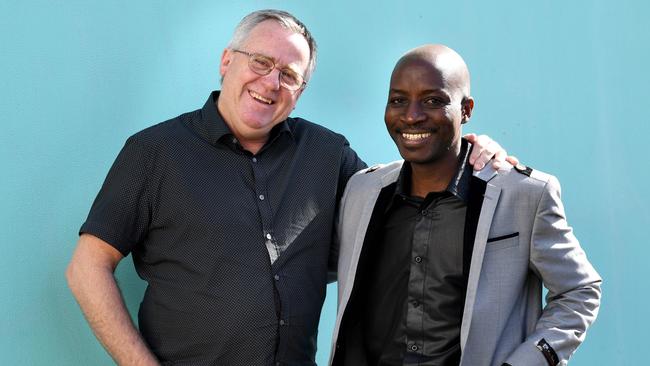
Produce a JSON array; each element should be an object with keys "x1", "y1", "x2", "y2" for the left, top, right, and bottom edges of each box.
[
  {"x1": 504, "y1": 280, "x2": 601, "y2": 366},
  {"x1": 507, "y1": 176, "x2": 601, "y2": 365},
  {"x1": 66, "y1": 236, "x2": 159, "y2": 366}
]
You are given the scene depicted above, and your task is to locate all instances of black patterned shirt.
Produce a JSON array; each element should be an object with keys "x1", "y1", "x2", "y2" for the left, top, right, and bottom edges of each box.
[{"x1": 80, "y1": 91, "x2": 366, "y2": 366}]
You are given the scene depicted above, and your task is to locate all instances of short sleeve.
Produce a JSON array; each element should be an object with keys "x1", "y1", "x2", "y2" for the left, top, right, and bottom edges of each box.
[
  {"x1": 79, "y1": 136, "x2": 153, "y2": 256},
  {"x1": 337, "y1": 140, "x2": 367, "y2": 202}
]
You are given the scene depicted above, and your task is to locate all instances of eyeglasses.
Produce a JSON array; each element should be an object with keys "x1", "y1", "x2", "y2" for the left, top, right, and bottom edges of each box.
[{"x1": 232, "y1": 49, "x2": 307, "y2": 92}]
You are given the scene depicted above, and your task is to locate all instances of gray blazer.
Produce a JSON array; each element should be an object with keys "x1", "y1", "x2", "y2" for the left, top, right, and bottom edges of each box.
[{"x1": 330, "y1": 161, "x2": 601, "y2": 366}]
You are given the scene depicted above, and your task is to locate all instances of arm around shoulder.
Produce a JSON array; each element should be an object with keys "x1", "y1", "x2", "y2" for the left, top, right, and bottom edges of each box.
[{"x1": 505, "y1": 175, "x2": 602, "y2": 366}]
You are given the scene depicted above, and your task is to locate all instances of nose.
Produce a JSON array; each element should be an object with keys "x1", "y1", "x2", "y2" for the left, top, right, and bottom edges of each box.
[
  {"x1": 401, "y1": 102, "x2": 426, "y2": 124},
  {"x1": 259, "y1": 67, "x2": 282, "y2": 91}
]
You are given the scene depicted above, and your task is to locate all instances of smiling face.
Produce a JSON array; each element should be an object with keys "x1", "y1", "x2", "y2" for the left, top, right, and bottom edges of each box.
[
  {"x1": 217, "y1": 20, "x2": 310, "y2": 148},
  {"x1": 385, "y1": 49, "x2": 473, "y2": 167}
]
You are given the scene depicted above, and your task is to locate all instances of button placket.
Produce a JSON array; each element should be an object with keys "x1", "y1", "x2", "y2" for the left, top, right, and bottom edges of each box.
[
  {"x1": 251, "y1": 154, "x2": 277, "y2": 263},
  {"x1": 405, "y1": 200, "x2": 434, "y2": 351}
]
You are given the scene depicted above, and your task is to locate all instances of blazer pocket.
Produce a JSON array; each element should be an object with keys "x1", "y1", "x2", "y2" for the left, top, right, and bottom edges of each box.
[{"x1": 486, "y1": 232, "x2": 519, "y2": 251}]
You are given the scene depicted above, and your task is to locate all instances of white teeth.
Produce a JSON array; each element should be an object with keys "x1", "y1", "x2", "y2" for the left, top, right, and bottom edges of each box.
[
  {"x1": 249, "y1": 90, "x2": 273, "y2": 105},
  {"x1": 401, "y1": 132, "x2": 431, "y2": 140}
]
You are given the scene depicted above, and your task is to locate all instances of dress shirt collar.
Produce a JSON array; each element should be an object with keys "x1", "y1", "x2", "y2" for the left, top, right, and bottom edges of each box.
[
  {"x1": 198, "y1": 90, "x2": 293, "y2": 147},
  {"x1": 392, "y1": 138, "x2": 473, "y2": 205}
]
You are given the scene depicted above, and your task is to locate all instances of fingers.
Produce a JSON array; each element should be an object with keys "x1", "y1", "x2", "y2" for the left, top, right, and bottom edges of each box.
[
  {"x1": 463, "y1": 133, "x2": 477, "y2": 144},
  {"x1": 505, "y1": 155, "x2": 519, "y2": 167},
  {"x1": 467, "y1": 134, "x2": 486, "y2": 167},
  {"x1": 469, "y1": 135, "x2": 508, "y2": 171},
  {"x1": 490, "y1": 149, "x2": 507, "y2": 170}
]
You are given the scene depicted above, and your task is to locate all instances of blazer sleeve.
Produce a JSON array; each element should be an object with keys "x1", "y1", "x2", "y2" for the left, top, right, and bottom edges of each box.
[{"x1": 504, "y1": 175, "x2": 602, "y2": 366}]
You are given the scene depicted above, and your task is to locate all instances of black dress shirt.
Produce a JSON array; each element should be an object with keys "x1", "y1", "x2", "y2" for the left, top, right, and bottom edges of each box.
[
  {"x1": 80, "y1": 91, "x2": 366, "y2": 366},
  {"x1": 359, "y1": 140, "x2": 486, "y2": 366}
]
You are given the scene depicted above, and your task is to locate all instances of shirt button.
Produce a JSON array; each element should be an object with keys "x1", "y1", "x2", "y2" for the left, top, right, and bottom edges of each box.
[
  {"x1": 259, "y1": 194, "x2": 265, "y2": 200},
  {"x1": 274, "y1": 274, "x2": 280, "y2": 281},
  {"x1": 414, "y1": 256, "x2": 422, "y2": 263},
  {"x1": 410, "y1": 344, "x2": 418, "y2": 351},
  {"x1": 266, "y1": 233, "x2": 272, "y2": 240},
  {"x1": 412, "y1": 300, "x2": 419, "y2": 307},
  {"x1": 252, "y1": 157, "x2": 257, "y2": 163},
  {"x1": 421, "y1": 209, "x2": 428, "y2": 216},
  {"x1": 279, "y1": 319, "x2": 285, "y2": 326}
]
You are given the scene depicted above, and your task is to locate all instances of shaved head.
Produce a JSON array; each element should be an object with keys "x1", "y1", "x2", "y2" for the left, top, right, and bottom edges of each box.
[
  {"x1": 385, "y1": 43, "x2": 475, "y2": 169},
  {"x1": 394, "y1": 44, "x2": 471, "y2": 99}
]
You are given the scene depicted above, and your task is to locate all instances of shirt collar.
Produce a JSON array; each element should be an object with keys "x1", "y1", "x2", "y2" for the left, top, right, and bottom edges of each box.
[
  {"x1": 448, "y1": 138, "x2": 472, "y2": 203},
  {"x1": 197, "y1": 91, "x2": 293, "y2": 147},
  {"x1": 392, "y1": 138, "x2": 473, "y2": 204}
]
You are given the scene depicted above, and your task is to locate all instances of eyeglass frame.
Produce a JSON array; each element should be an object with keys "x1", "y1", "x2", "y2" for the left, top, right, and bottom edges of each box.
[{"x1": 231, "y1": 49, "x2": 308, "y2": 92}]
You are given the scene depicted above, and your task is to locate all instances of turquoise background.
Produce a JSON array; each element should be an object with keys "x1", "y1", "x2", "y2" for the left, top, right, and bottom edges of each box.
[{"x1": 1, "y1": 0, "x2": 647, "y2": 364}]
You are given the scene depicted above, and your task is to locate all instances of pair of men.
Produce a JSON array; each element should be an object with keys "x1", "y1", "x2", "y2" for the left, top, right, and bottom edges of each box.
[{"x1": 66, "y1": 9, "x2": 601, "y2": 366}]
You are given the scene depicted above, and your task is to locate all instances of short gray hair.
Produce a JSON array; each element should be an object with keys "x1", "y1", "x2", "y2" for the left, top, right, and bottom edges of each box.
[{"x1": 228, "y1": 9, "x2": 317, "y2": 81}]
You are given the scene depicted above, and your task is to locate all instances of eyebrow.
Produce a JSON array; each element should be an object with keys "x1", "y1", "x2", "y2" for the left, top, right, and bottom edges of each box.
[{"x1": 389, "y1": 88, "x2": 451, "y2": 98}]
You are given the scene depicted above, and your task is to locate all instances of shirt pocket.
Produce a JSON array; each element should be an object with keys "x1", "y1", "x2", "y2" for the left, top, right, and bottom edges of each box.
[{"x1": 485, "y1": 232, "x2": 519, "y2": 251}]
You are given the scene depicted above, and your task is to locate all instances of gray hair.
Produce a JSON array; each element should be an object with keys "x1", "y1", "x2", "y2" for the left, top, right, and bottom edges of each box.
[{"x1": 228, "y1": 9, "x2": 317, "y2": 81}]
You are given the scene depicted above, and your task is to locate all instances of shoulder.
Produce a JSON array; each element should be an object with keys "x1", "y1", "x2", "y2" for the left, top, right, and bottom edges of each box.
[
  {"x1": 339, "y1": 160, "x2": 402, "y2": 212},
  {"x1": 127, "y1": 109, "x2": 199, "y2": 149},
  {"x1": 489, "y1": 163, "x2": 554, "y2": 185},
  {"x1": 346, "y1": 160, "x2": 403, "y2": 189},
  {"x1": 491, "y1": 163, "x2": 561, "y2": 196},
  {"x1": 286, "y1": 117, "x2": 349, "y2": 144}
]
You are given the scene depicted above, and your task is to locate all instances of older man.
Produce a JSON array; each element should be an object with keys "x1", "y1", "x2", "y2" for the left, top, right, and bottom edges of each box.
[
  {"x1": 330, "y1": 44, "x2": 601, "y2": 366},
  {"x1": 66, "y1": 10, "x2": 507, "y2": 366}
]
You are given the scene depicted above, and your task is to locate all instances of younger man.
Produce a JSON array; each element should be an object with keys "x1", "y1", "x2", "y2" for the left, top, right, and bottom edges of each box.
[{"x1": 331, "y1": 44, "x2": 601, "y2": 366}]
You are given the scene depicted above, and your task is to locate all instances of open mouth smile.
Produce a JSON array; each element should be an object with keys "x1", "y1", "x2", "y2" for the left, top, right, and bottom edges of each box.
[
  {"x1": 401, "y1": 132, "x2": 432, "y2": 141},
  {"x1": 249, "y1": 90, "x2": 274, "y2": 105}
]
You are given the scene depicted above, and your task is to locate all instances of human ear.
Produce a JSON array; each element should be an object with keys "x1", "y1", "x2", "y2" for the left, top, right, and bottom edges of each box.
[
  {"x1": 219, "y1": 49, "x2": 232, "y2": 77},
  {"x1": 461, "y1": 97, "x2": 474, "y2": 124}
]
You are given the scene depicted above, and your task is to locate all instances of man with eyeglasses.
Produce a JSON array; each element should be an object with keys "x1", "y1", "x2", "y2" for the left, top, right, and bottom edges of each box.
[{"x1": 66, "y1": 9, "x2": 510, "y2": 366}]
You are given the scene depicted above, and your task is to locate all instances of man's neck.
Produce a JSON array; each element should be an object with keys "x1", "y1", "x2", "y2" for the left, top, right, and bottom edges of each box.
[
  {"x1": 216, "y1": 100, "x2": 269, "y2": 155},
  {"x1": 237, "y1": 139, "x2": 267, "y2": 155},
  {"x1": 409, "y1": 144, "x2": 461, "y2": 198}
]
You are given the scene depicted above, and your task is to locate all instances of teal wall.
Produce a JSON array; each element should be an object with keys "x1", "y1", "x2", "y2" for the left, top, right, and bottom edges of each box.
[{"x1": 1, "y1": 0, "x2": 647, "y2": 364}]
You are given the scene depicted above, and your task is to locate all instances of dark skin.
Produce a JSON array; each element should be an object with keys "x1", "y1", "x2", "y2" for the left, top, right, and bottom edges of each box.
[{"x1": 385, "y1": 45, "x2": 475, "y2": 197}]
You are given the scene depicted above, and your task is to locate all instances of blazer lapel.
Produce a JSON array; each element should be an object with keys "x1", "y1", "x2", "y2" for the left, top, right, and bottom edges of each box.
[
  {"x1": 460, "y1": 181, "x2": 501, "y2": 351},
  {"x1": 339, "y1": 169, "x2": 401, "y2": 313},
  {"x1": 339, "y1": 179, "x2": 383, "y2": 304}
]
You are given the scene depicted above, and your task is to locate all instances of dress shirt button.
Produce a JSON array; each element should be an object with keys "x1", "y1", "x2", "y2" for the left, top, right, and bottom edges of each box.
[
  {"x1": 410, "y1": 344, "x2": 418, "y2": 351},
  {"x1": 421, "y1": 209, "x2": 428, "y2": 216},
  {"x1": 259, "y1": 194, "x2": 265, "y2": 200},
  {"x1": 279, "y1": 319, "x2": 285, "y2": 326},
  {"x1": 274, "y1": 274, "x2": 280, "y2": 281},
  {"x1": 266, "y1": 233, "x2": 272, "y2": 240},
  {"x1": 414, "y1": 256, "x2": 422, "y2": 263},
  {"x1": 252, "y1": 157, "x2": 257, "y2": 163},
  {"x1": 412, "y1": 299, "x2": 419, "y2": 307}
]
